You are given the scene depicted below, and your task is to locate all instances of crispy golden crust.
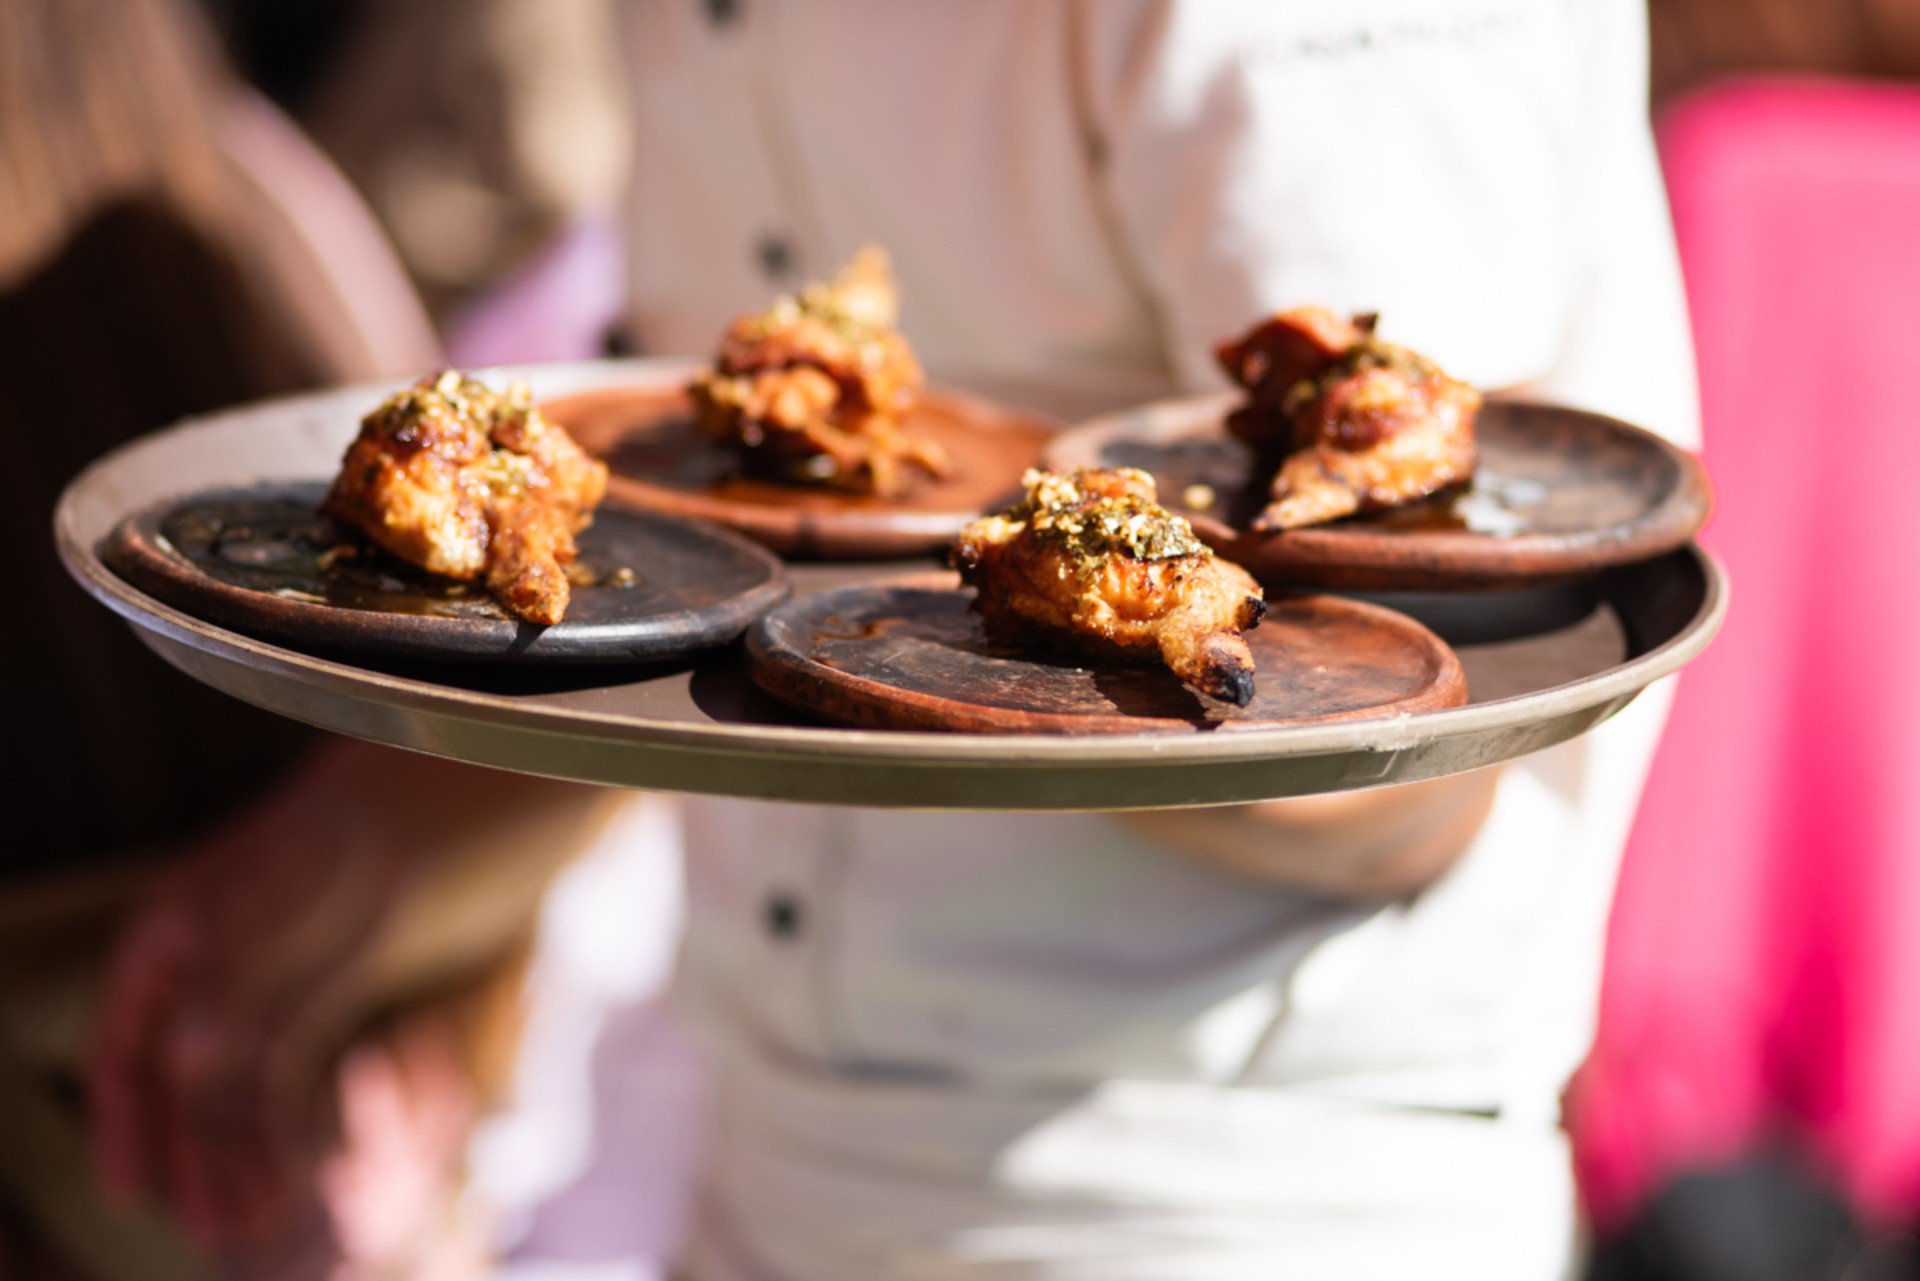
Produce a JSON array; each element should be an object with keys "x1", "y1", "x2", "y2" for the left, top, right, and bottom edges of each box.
[
  {"x1": 952, "y1": 468, "x2": 1265, "y2": 705},
  {"x1": 687, "y1": 246, "x2": 950, "y2": 497},
  {"x1": 1262, "y1": 368, "x2": 1480, "y2": 529},
  {"x1": 1217, "y1": 309, "x2": 1481, "y2": 530},
  {"x1": 323, "y1": 371, "x2": 609, "y2": 624}
]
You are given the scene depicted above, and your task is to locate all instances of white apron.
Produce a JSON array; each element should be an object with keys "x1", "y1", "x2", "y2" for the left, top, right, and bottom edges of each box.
[{"x1": 673, "y1": 690, "x2": 1669, "y2": 1280}]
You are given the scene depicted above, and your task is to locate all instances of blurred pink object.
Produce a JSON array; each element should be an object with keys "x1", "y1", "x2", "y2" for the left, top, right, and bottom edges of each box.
[
  {"x1": 1571, "y1": 78, "x2": 1920, "y2": 1229},
  {"x1": 443, "y1": 217, "x2": 626, "y2": 369}
]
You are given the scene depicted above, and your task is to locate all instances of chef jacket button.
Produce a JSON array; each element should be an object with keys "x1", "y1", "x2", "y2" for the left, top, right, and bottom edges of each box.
[
  {"x1": 756, "y1": 233, "x2": 795, "y2": 281},
  {"x1": 764, "y1": 891, "x2": 803, "y2": 940}
]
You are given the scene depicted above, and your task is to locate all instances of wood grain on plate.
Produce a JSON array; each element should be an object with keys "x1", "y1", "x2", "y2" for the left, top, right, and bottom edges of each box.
[
  {"x1": 747, "y1": 572, "x2": 1467, "y2": 735},
  {"x1": 545, "y1": 383, "x2": 1055, "y2": 559},
  {"x1": 104, "y1": 483, "x2": 789, "y2": 664},
  {"x1": 1043, "y1": 394, "x2": 1712, "y2": 590}
]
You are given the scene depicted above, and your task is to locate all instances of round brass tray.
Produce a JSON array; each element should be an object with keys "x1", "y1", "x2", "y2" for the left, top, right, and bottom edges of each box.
[{"x1": 55, "y1": 361, "x2": 1725, "y2": 811}]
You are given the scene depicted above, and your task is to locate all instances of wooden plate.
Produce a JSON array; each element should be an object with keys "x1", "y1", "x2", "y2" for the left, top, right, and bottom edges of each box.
[
  {"x1": 546, "y1": 379, "x2": 1055, "y2": 559},
  {"x1": 746, "y1": 573, "x2": 1466, "y2": 735},
  {"x1": 1044, "y1": 393, "x2": 1712, "y2": 590},
  {"x1": 103, "y1": 483, "x2": 788, "y2": 664}
]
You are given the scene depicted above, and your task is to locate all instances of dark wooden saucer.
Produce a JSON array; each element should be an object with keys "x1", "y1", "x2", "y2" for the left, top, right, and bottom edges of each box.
[
  {"x1": 1043, "y1": 394, "x2": 1712, "y2": 590},
  {"x1": 746, "y1": 573, "x2": 1467, "y2": 735},
  {"x1": 545, "y1": 383, "x2": 1055, "y2": 559},
  {"x1": 104, "y1": 484, "x2": 789, "y2": 664}
]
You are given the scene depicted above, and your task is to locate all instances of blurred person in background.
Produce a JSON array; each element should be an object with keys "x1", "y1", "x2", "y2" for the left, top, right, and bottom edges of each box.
[
  {"x1": 62, "y1": 0, "x2": 1710, "y2": 1279},
  {"x1": 0, "y1": 0, "x2": 627, "y2": 1275},
  {"x1": 1575, "y1": 0, "x2": 1920, "y2": 1273},
  {"x1": 200, "y1": 0, "x2": 633, "y2": 321}
]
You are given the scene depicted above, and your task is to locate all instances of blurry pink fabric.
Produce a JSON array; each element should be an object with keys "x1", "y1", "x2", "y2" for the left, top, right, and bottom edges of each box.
[
  {"x1": 1570, "y1": 78, "x2": 1920, "y2": 1229},
  {"x1": 443, "y1": 216, "x2": 626, "y2": 369}
]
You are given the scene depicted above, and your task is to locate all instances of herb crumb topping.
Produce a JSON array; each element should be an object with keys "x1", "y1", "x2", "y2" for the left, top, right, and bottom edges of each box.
[{"x1": 1005, "y1": 467, "x2": 1207, "y2": 571}]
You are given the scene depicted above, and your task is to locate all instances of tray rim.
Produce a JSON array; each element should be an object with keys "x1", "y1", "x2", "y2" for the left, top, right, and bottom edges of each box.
[
  {"x1": 52, "y1": 360, "x2": 1728, "y2": 807},
  {"x1": 61, "y1": 516, "x2": 1724, "y2": 768}
]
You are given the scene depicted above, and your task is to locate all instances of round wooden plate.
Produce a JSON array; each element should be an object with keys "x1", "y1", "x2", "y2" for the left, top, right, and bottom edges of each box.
[
  {"x1": 746, "y1": 573, "x2": 1467, "y2": 735},
  {"x1": 545, "y1": 375, "x2": 1056, "y2": 559},
  {"x1": 1044, "y1": 393, "x2": 1712, "y2": 590},
  {"x1": 103, "y1": 483, "x2": 789, "y2": 664}
]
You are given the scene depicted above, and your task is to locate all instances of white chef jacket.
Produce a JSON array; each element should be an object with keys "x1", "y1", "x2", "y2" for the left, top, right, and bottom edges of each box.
[{"x1": 493, "y1": 2, "x2": 1699, "y2": 1278}]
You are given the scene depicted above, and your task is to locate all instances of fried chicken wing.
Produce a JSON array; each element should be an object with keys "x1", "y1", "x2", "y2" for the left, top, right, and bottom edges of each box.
[
  {"x1": 1217, "y1": 310, "x2": 1480, "y2": 529},
  {"x1": 952, "y1": 468, "x2": 1266, "y2": 705},
  {"x1": 323, "y1": 371, "x2": 609, "y2": 624},
  {"x1": 688, "y1": 246, "x2": 950, "y2": 497},
  {"x1": 1216, "y1": 305, "x2": 1365, "y2": 451}
]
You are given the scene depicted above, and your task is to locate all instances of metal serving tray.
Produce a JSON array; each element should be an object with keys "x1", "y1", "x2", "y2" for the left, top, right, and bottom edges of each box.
[{"x1": 55, "y1": 362, "x2": 1724, "y2": 811}]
